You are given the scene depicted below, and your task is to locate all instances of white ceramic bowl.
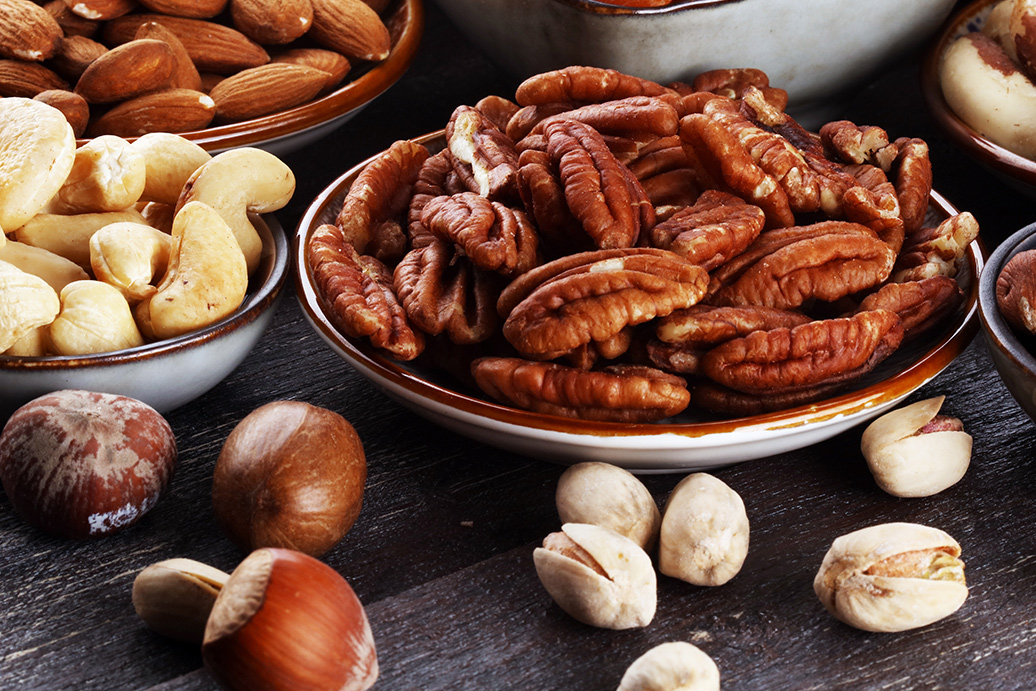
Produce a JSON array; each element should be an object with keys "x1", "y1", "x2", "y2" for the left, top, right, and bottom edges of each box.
[
  {"x1": 434, "y1": 0, "x2": 955, "y2": 124},
  {"x1": 293, "y1": 133, "x2": 983, "y2": 473},
  {"x1": 0, "y1": 215, "x2": 288, "y2": 420}
]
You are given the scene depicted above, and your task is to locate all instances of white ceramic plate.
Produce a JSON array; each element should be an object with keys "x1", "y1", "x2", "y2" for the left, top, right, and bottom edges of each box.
[{"x1": 293, "y1": 135, "x2": 983, "y2": 473}]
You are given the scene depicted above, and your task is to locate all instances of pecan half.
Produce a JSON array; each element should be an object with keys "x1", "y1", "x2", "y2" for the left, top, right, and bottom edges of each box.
[
  {"x1": 307, "y1": 223, "x2": 424, "y2": 360},
  {"x1": 516, "y1": 146, "x2": 586, "y2": 254},
  {"x1": 892, "y1": 212, "x2": 979, "y2": 283},
  {"x1": 656, "y1": 304, "x2": 812, "y2": 346},
  {"x1": 502, "y1": 249, "x2": 709, "y2": 360},
  {"x1": 474, "y1": 94, "x2": 520, "y2": 133},
  {"x1": 819, "y1": 120, "x2": 897, "y2": 170},
  {"x1": 419, "y1": 192, "x2": 539, "y2": 277},
  {"x1": 891, "y1": 137, "x2": 933, "y2": 234},
  {"x1": 690, "y1": 379, "x2": 846, "y2": 417},
  {"x1": 471, "y1": 357, "x2": 690, "y2": 422},
  {"x1": 700, "y1": 310, "x2": 904, "y2": 394},
  {"x1": 446, "y1": 104, "x2": 520, "y2": 202},
  {"x1": 515, "y1": 65, "x2": 672, "y2": 107},
  {"x1": 691, "y1": 68, "x2": 788, "y2": 112},
  {"x1": 336, "y1": 139, "x2": 429, "y2": 262},
  {"x1": 648, "y1": 189, "x2": 765, "y2": 270},
  {"x1": 856, "y1": 275, "x2": 963, "y2": 339},
  {"x1": 394, "y1": 235, "x2": 501, "y2": 344}
]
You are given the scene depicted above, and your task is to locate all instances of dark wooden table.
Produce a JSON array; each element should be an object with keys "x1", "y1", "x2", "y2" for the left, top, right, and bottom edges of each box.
[{"x1": 4, "y1": 3, "x2": 1036, "y2": 689}]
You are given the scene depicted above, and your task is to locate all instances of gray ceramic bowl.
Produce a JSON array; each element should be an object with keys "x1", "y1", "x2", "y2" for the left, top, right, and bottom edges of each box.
[
  {"x1": 435, "y1": 0, "x2": 956, "y2": 124},
  {"x1": 979, "y1": 222, "x2": 1036, "y2": 425},
  {"x1": 0, "y1": 215, "x2": 287, "y2": 421}
]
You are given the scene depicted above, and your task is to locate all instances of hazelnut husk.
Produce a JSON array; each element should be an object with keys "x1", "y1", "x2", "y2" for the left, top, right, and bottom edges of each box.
[{"x1": 212, "y1": 400, "x2": 366, "y2": 557}]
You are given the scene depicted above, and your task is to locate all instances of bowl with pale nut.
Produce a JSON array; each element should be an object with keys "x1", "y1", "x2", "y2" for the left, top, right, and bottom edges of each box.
[
  {"x1": 978, "y1": 221, "x2": 1036, "y2": 426},
  {"x1": 434, "y1": 0, "x2": 954, "y2": 125},
  {"x1": 293, "y1": 69, "x2": 984, "y2": 471},
  {"x1": 10, "y1": 0, "x2": 423, "y2": 155}
]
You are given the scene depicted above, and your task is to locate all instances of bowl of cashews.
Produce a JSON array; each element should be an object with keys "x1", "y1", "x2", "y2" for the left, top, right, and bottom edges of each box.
[{"x1": 0, "y1": 98, "x2": 291, "y2": 420}]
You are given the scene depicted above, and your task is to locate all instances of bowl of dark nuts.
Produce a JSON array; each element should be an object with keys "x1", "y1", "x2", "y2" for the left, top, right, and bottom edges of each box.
[{"x1": 978, "y1": 221, "x2": 1036, "y2": 424}]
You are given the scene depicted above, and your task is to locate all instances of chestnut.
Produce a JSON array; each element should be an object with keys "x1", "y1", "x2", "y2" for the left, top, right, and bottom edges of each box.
[
  {"x1": 202, "y1": 547, "x2": 378, "y2": 691},
  {"x1": 0, "y1": 389, "x2": 177, "y2": 539},
  {"x1": 211, "y1": 400, "x2": 366, "y2": 557}
]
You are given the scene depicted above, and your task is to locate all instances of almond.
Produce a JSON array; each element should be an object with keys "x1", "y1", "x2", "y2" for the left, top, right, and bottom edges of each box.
[
  {"x1": 231, "y1": 0, "x2": 313, "y2": 45},
  {"x1": 103, "y1": 14, "x2": 270, "y2": 74},
  {"x1": 0, "y1": 0, "x2": 64, "y2": 62},
  {"x1": 34, "y1": 89, "x2": 91, "y2": 137},
  {"x1": 63, "y1": 0, "x2": 138, "y2": 20},
  {"x1": 209, "y1": 62, "x2": 328, "y2": 121},
  {"x1": 43, "y1": 0, "x2": 102, "y2": 38},
  {"x1": 48, "y1": 34, "x2": 109, "y2": 82},
  {"x1": 75, "y1": 38, "x2": 176, "y2": 104},
  {"x1": 271, "y1": 47, "x2": 350, "y2": 92},
  {"x1": 88, "y1": 88, "x2": 216, "y2": 137},
  {"x1": 0, "y1": 59, "x2": 68, "y2": 97},
  {"x1": 135, "y1": 21, "x2": 202, "y2": 91},
  {"x1": 137, "y1": 0, "x2": 229, "y2": 18},
  {"x1": 308, "y1": 0, "x2": 390, "y2": 63}
]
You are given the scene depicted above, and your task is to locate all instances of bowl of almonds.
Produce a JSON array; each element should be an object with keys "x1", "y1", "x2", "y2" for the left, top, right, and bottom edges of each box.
[
  {"x1": 0, "y1": 99, "x2": 291, "y2": 420},
  {"x1": 0, "y1": 0, "x2": 423, "y2": 154},
  {"x1": 294, "y1": 65, "x2": 983, "y2": 471}
]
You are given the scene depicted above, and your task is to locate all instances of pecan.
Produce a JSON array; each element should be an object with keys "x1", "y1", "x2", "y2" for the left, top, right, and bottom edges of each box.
[
  {"x1": 471, "y1": 357, "x2": 690, "y2": 422},
  {"x1": 856, "y1": 275, "x2": 963, "y2": 339},
  {"x1": 891, "y1": 212, "x2": 979, "y2": 283},
  {"x1": 394, "y1": 235, "x2": 501, "y2": 344},
  {"x1": 408, "y1": 149, "x2": 453, "y2": 235},
  {"x1": 707, "y1": 221, "x2": 896, "y2": 310},
  {"x1": 648, "y1": 190, "x2": 765, "y2": 271},
  {"x1": 700, "y1": 310, "x2": 904, "y2": 395},
  {"x1": 307, "y1": 223, "x2": 424, "y2": 360},
  {"x1": 502, "y1": 249, "x2": 709, "y2": 360},
  {"x1": 419, "y1": 192, "x2": 539, "y2": 277},
  {"x1": 840, "y1": 164, "x2": 904, "y2": 253},
  {"x1": 515, "y1": 65, "x2": 672, "y2": 107},
  {"x1": 515, "y1": 146, "x2": 586, "y2": 254},
  {"x1": 656, "y1": 304, "x2": 812, "y2": 346},
  {"x1": 474, "y1": 93, "x2": 520, "y2": 133},
  {"x1": 680, "y1": 112, "x2": 795, "y2": 228},
  {"x1": 505, "y1": 101, "x2": 575, "y2": 142},
  {"x1": 645, "y1": 339, "x2": 707, "y2": 375},
  {"x1": 336, "y1": 139, "x2": 430, "y2": 262},
  {"x1": 446, "y1": 104, "x2": 520, "y2": 202},
  {"x1": 891, "y1": 137, "x2": 933, "y2": 235},
  {"x1": 690, "y1": 379, "x2": 846, "y2": 417},
  {"x1": 691, "y1": 68, "x2": 788, "y2": 112},
  {"x1": 997, "y1": 249, "x2": 1036, "y2": 334},
  {"x1": 819, "y1": 120, "x2": 897, "y2": 170}
]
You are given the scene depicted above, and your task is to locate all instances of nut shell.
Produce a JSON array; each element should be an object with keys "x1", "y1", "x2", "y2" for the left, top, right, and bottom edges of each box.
[{"x1": 555, "y1": 462, "x2": 660, "y2": 552}]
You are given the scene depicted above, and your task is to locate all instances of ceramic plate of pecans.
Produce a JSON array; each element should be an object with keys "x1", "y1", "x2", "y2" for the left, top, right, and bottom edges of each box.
[{"x1": 293, "y1": 68, "x2": 983, "y2": 472}]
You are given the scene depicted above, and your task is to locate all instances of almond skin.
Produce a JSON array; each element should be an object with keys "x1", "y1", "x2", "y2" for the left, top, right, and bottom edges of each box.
[
  {"x1": 34, "y1": 89, "x2": 91, "y2": 137},
  {"x1": 75, "y1": 38, "x2": 177, "y2": 104},
  {"x1": 137, "y1": 0, "x2": 229, "y2": 18},
  {"x1": 0, "y1": 0, "x2": 64, "y2": 62},
  {"x1": 0, "y1": 59, "x2": 68, "y2": 97},
  {"x1": 308, "y1": 0, "x2": 390, "y2": 62},
  {"x1": 271, "y1": 47, "x2": 351, "y2": 92},
  {"x1": 63, "y1": 0, "x2": 138, "y2": 21},
  {"x1": 43, "y1": 0, "x2": 102, "y2": 38},
  {"x1": 135, "y1": 21, "x2": 203, "y2": 91},
  {"x1": 231, "y1": 0, "x2": 314, "y2": 45},
  {"x1": 209, "y1": 63, "x2": 328, "y2": 121},
  {"x1": 48, "y1": 34, "x2": 109, "y2": 81},
  {"x1": 88, "y1": 88, "x2": 216, "y2": 137},
  {"x1": 103, "y1": 14, "x2": 270, "y2": 75}
]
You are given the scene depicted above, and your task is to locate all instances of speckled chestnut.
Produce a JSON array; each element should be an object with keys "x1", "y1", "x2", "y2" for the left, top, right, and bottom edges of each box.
[
  {"x1": 211, "y1": 400, "x2": 367, "y2": 558},
  {"x1": 0, "y1": 389, "x2": 177, "y2": 539}
]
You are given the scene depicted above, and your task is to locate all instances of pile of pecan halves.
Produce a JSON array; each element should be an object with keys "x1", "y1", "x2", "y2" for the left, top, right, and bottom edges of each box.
[{"x1": 306, "y1": 66, "x2": 979, "y2": 423}]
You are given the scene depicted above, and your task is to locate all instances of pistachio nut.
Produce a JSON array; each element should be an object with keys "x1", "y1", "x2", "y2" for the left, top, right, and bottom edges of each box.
[
  {"x1": 658, "y1": 473, "x2": 749, "y2": 586},
  {"x1": 132, "y1": 558, "x2": 230, "y2": 644},
  {"x1": 556, "y1": 462, "x2": 661, "y2": 552},
  {"x1": 861, "y1": 396, "x2": 972, "y2": 497},
  {"x1": 533, "y1": 522, "x2": 656, "y2": 630},
  {"x1": 813, "y1": 522, "x2": 968, "y2": 633},
  {"x1": 616, "y1": 641, "x2": 721, "y2": 691}
]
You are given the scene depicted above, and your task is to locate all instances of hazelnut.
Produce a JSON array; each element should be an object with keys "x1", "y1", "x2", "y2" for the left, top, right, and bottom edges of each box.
[
  {"x1": 533, "y1": 522, "x2": 656, "y2": 630},
  {"x1": 617, "y1": 641, "x2": 721, "y2": 691},
  {"x1": 212, "y1": 400, "x2": 366, "y2": 557},
  {"x1": 658, "y1": 473, "x2": 749, "y2": 586},
  {"x1": 860, "y1": 395, "x2": 972, "y2": 498},
  {"x1": 813, "y1": 522, "x2": 968, "y2": 632},
  {"x1": 0, "y1": 389, "x2": 177, "y2": 538},
  {"x1": 555, "y1": 462, "x2": 661, "y2": 552},
  {"x1": 202, "y1": 547, "x2": 378, "y2": 691}
]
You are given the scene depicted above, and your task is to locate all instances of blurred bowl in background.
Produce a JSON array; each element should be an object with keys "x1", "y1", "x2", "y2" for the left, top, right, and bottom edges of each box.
[
  {"x1": 435, "y1": 0, "x2": 955, "y2": 125},
  {"x1": 978, "y1": 221, "x2": 1036, "y2": 426}
]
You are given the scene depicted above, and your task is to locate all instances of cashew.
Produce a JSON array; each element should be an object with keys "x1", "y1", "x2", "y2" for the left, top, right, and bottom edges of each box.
[
  {"x1": 0, "y1": 259, "x2": 61, "y2": 353},
  {"x1": 0, "y1": 98, "x2": 76, "y2": 232},
  {"x1": 176, "y1": 147, "x2": 295, "y2": 275},
  {"x1": 50, "y1": 279, "x2": 145, "y2": 355},
  {"x1": 52, "y1": 135, "x2": 147, "y2": 214},
  {"x1": 0, "y1": 239, "x2": 89, "y2": 293},
  {"x1": 130, "y1": 132, "x2": 212, "y2": 206},
  {"x1": 14, "y1": 209, "x2": 149, "y2": 269},
  {"x1": 139, "y1": 201, "x2": 176, "y2": 234},
  {"x1": 135, "y1": 201, "x2": 248, "y2": 340},
  {"x1": 90, "y1": 222, "x2": 172, "y2": 303},
  {"x1": 4, "y1": 326, "x2": 49, "y2": 357}
]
